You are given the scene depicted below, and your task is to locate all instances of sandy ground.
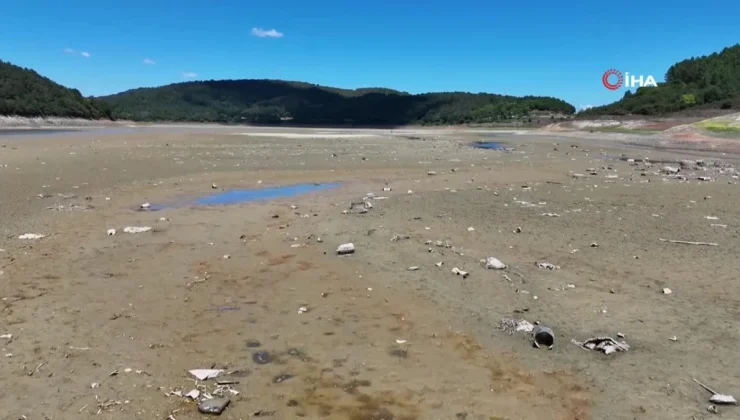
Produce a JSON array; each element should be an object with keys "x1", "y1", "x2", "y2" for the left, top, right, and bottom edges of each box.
[{"x1": 1, "y1": 126, "x2": 739, "y2": 420}]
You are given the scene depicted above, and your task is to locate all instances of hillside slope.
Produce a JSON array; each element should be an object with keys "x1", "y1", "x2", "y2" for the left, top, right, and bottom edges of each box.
[
  {"x1": 100, "y1": 79, "x2": 575, "y2": 125},
  {"x1": 580, "y1": 44, "x2": 740, "y2": 117},
  {"x1": 0, "y1": 60, "x2": 112, "y2": 119}
]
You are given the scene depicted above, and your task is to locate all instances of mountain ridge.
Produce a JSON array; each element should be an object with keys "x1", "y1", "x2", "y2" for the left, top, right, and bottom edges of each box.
[{"x1": 98, "y1": 78, "x2": 575, "y2": 125}]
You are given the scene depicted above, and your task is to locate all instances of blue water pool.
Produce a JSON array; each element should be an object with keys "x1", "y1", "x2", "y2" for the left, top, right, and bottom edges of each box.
[
  {"x1": 472, "y1": 141, "x2": 507, "y2": 150},
  {"x1": 194, "y1": 183, "x2": 341, "y2": 205}
]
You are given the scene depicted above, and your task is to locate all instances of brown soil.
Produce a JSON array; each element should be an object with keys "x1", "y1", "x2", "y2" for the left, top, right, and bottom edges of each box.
[{"x1": 1, "y1": 127, "x2": 738, "y2": 419}]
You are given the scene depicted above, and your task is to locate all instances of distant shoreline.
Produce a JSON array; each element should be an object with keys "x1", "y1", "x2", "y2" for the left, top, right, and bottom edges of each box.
[
  {"x1": 0, "y1": 116, "x2": 551, "y2": 131},
  {"x1": 0, "y1": 116, "x2": 128, "y2": 129}
]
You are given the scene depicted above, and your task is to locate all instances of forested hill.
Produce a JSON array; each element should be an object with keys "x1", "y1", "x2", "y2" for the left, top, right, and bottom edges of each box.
[
  {"x1": 99, "y1": 79, "x2": 575, "y2": 125},
  {"x1": 0, "y1": 60, "x2": 112, "y2": 119},
  {"x1": 580, "y1": 44, "x2": 740, "y2": 117}
]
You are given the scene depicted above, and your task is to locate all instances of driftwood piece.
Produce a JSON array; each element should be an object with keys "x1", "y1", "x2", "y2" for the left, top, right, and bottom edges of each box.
[{"x1": 659, "y1": 238, "x2": 718, "y2": 246}]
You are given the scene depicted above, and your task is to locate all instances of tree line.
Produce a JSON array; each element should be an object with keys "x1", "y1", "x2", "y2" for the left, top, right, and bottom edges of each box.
[
  {"x1": 99, "y1": 79, "x2": 575, "y2": 125},
  {"x1": 0, "y1": 58, "x2": 576, "y2": 124},
  {"x1": 0, "y1": 60, "x2": 112, "y2": 119},
  {"x1": 580, "y1": 44, "x2": 740, "y2": 117}
]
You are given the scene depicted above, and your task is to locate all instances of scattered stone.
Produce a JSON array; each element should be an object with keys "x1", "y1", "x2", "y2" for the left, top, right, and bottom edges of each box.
[
  {"x1": 18, "y1": 233, "x2": 45, "y2": 240},
  {"x1": 467, "y1": 226, "x2": 475, "y2": 232},
  {"x1": 515, "y1": 227, "x2": 522, "y2": 233},
  {"x1": 427, "y1": 171, "x2": 437, "y2": 176},
  {"x1": 211, "y1": 183, "x2": 218, "y2": 189},
  {"x1": 590, "y1": 242, "x2": 599, "y2": 248},
  {"x1": 484, "y1": 257, "x2": 506, "y2": 270},
  {"x1": 698, "y1": 176, "x2": 712, "y2": 181},
  {"x1": 451, "y1": 267, "x2": 469, "y2": 278},
  {"x1": 662, "y1": 288, "x2": 672, "y2": 295},
  {"x1": 661, "y1": 166, "x2": 680, "y2": 174},
  {"x1": 273, "y1": 373, "x2": 295, "y2": 383},
  {"x1": 252, "y1": 351, "x2": 272, "y2": 364},
  {"x1": 246, "y1": 339, "x2": 261, "y2": 348},
  {"x1": 349, "y1": 202, "x2": 367, "y2": 214},
  {"x1": 140, "y1": 202, "x2": 151, "y2": 210},
  {"x1": 107, "y1": 228, "x2": 116, "y2": 236},
  {"x1": 536, "y1": 262, "x2": 559, "y2": 270},
  {"x1": 189, "y1": 369, "x2": 223, "y2": 380},
  {"x1": 123, "y1": 226, "x2": 152, "y2": 234},
  {"x1": 198, "y1": 397, "x2": 230, "y2": 415},
  {"x1": 500, "y1": 318, "x2": 534, "y2": 334},
  {"x1": 185, "y1": 389, "x2": 201, "y2": 399},
  {"x1": 336, "y1": 243, "x2": 355, "y2": 255},
  {"x1": 383, "y1": 187, "x2": 392, "y2": 192},
  {"x1": 571, "y1": 337, "x2": 629, "y2": 355},
  {"x1": 435, "y1": 262, "x2": 443, "y2": 267},
  {"x1": 390, "y1": 235, "x2": 410, "y2": 242},
  {"x1": 407, "y1": 266, "x2": 419, "y2": 271},
  {"x1": 669, "y1": 336, "x2": 678, "y2": 341}
]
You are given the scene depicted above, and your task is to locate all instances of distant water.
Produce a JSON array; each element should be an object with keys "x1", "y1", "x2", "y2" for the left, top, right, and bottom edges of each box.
[
  {"x1": 0, "y1": 129, "x2": 82, "y2": 137},
  {"x1": 0, "y1": 126, "x2": 231, "y2": 139},
  {"x1": 472, "y1": 141, "x2": 507, "y2": 150}
]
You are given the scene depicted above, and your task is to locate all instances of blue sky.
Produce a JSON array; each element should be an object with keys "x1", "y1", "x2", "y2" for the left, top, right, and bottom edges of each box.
[{"x1": 1, "y1": 0, "x2": 738, "y2": 109}]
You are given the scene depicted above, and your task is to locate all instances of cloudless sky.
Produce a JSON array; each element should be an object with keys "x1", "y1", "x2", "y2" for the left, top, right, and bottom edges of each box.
[{"x1": 1, "y1": 0, "x2": 738, "y2": 109}]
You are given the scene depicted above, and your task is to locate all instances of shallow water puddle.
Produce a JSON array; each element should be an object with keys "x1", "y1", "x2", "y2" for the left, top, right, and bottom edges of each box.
[
  {"x1": 148, "y1": 183, "x2": 340, "y2": 210},
  {"x1": 472, "y1": 141, "x2": 507, "y2": 150},
  {"x1": 195, "y1": 183, "x2": 340, "y2": 205}
]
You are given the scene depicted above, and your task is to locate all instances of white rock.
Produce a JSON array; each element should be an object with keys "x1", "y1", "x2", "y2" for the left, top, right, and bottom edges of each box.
[
  {"x1": 185, "y1": 389, "x2": 200, "y2": 399},
  {"x1": 18, "y1": 233, "x2": 45, "y2": 240},
  {"x1": 536, "y1": 261, "x2": 559, "y2": 270},
  {"x1": 107, "y1": 229, "x2": 116, "y2": 236},
  {"x1": 140, "y1": 202, "x2": 151, "y2": 210},
  {"x1": 467, "y1": 227, "x2": 475, "y2": 232},
  {"x1": 407, "y1": 190, "x2": 413, "y2": 194},
  {"x1": 485, "y1": 257, "x2": 506, "y2": 270},
  {"x1": 408, "y1": 266, "x2": 420, "y2": 271},
  {"x1": 661, "y1": 166, "x2": 680, "y2": 174},
  {"x1": 662, "y1": 288, "x2": 672, "y2": 295},
  {"x1": 710, "y1": 394, "x2": 738, "y2": 405},
  {"x1": 337, "y1": 243, "x2": 355, "y2": 255},
  {"x1": 427, "y1": 171, "x2": 437, "y2": 176},
  {"x1": 383, "y1": 187, "x2": 392, "y2": 192},
  {"x1": 123, "y1": 226, "x2": 152, "y2": 234},
  {"x1": 516, "y1": 320, "x2": 534, "y2": 333},
  {"x1": 451, "y1": 267, "x2": 469, "y2": 278},
  {"x1": 189, "y1": 369, "x2": 223, "y2": 380}
]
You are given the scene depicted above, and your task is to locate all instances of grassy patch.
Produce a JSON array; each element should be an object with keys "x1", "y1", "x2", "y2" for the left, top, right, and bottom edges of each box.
[
  {"x1": 696, "y1": 121, "x2": 740, "y2": 132},
  {"x1": 586, "y1": 127, "x2": 662, "y2": 135}
]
